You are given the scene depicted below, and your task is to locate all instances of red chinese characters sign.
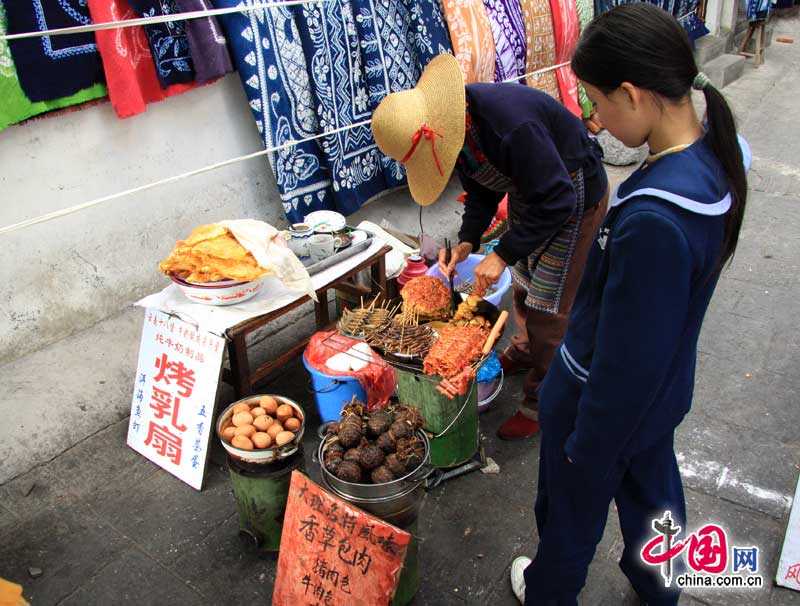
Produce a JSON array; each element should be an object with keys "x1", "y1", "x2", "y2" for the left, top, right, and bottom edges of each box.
[
  {"x1": 127, "y1": 308, "x2": 225, "y2": 489},
  {"x1": 273, "y1": 472, "x2": 411, "y2": 606}
]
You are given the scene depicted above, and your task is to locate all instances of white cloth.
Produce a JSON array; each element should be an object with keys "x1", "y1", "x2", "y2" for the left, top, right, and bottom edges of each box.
[
  {"x1": 136, "y1": 238, "x2": 387, "y2": 336},
  {"x1": 356, "y1": 220, "x2": 418, "y2": 279},
  {"x1": 219, "y1": 219, "x2": 313, "y2": 299}
]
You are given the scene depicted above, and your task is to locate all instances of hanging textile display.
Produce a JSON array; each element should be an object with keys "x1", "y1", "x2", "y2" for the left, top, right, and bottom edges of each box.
[
  {"x1": 214, "y1": 0, "x2": 452, "y2": 222},
  {"x1": 3, "y1": 0, "x2": 106, "y2": 102},
  {"x1": 441, "y1": 0, "x2": 496, "y2": 83},
  {"x1": 594, "y1": 0, "x2": 708, "y2": 41},
  {"x1": 0, "y1": 3, "x2": 107, "y2": 132},
  {"x1": 174, "y1": 0, "x2": 233, "y2": 83},
  {"x1": 483, "y1": 0, "x2": 526, "y2": 81},
  {"x1": 348, "y1": 0, "x2": 452, "y2": 189},
  {"x1": 746, "y1": 0, "x2": 771, "y2": 20},
  {"x1": 86, "y1": 0, "x2": 200, "y2": 119},
  {"x1": 213, "y1": 0, "x2": 325, "y2": 221},
  {"x1": 547, "y1": 0, "x2": 582, "y2": 116},
  {"x1": 574, "y1": 0, "x2": 594, "y2": 118},
  {"x1": 519, "y1": 0, "x2": 561, "y2": 99},
  {"x1": 127, "y1": 0, "x2": 196, "y2": 87}
]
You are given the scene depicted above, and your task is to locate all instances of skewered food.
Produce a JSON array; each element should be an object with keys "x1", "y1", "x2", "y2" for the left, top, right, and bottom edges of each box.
[
  {"x1": 366, "y1": 321, "x2": 435, "y2": 358},
  {"x1": 401, "y1": 276, "x2": 451, "y2": 320},
  {"x1": 452, "y1": 294, "x2": 492, "y2": 328}
]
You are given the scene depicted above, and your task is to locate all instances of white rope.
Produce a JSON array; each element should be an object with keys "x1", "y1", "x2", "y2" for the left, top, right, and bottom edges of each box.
[
  {"x1": 501, "y1": 60, "x2": 572, "y2": 84},
  {"x1": 0, "y1": 61, "x2": 574, "y2": 236},
  {"x1": 0, "y1": 0, "x2": 330, "y2": 41},
  {"x1": 0, "y1": 119, "x2": 371, "y2": 236}
]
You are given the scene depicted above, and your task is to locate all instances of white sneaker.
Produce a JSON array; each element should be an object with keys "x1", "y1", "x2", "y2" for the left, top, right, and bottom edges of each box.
[{"x1": 510, "y1": 556, "x2": 532, "y2": 604}]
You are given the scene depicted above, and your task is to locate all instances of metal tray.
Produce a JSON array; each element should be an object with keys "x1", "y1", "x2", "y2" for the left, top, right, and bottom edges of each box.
[{"x1": 302, "y1": 234, "x2": 374, "y2": 276}]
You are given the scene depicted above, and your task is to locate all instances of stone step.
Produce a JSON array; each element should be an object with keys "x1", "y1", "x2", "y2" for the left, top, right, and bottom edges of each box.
[
  {"x1": 702, "y1": 53, "x2": 746, "y2": 89},
  {"x1": 695, "y1": 34, "x2": 727, "y2": 65}
]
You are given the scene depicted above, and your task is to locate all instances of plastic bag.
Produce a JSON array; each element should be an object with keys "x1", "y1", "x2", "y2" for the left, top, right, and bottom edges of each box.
[{"x1": 304, "y1": 331, "x2": 395, "y2": 410}]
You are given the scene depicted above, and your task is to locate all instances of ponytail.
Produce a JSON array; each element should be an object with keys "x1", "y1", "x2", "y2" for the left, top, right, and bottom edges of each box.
[
  {"x1": 701, "y1": 84, "x2": 747, "y2": 267},
  {"x1": 573, "y1": 4, "x2": 747, "y2": 268}
]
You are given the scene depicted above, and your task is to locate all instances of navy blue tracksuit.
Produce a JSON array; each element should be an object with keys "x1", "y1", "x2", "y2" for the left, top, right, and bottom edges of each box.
[{"x1": 524, "y1": 136, "x2": 751, "y2": 605}]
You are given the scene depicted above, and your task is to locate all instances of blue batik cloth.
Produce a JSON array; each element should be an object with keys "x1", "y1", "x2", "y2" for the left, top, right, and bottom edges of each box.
[
  {"x1": 3, "y1": 0, "x2": 105, "y2": 102},
  {"x1": 128, "y1": 0, "x2": 196, "y2": 88},
  {"x1": 746, "y1": 0, "x2": 771, "y2": 21},
  {"x1": 214, "y1": 0, "x2": 451, "y2": 222},
  {"x1": 594, "y1": 0, "x2": 709, "y2": 41}
]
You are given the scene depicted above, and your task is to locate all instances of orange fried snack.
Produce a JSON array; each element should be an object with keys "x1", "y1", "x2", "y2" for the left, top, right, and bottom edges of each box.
[
  {"x1": 400, "y1": 276, "x2": 451, "y2": 320},
  {"x1": 158, "y1": 224, "x2": 270, "y2": 283}
]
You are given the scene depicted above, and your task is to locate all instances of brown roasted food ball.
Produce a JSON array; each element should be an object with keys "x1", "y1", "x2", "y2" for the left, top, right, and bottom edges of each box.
[
  {"x1": 376, "y1": 431, "x2": 396, "y2": 454},
  {"x1": 326, "y1": 422, "x2": 340, "y2": 436},
  {"x1": 395, "y1": 407, "x2": 424, "y2": 430},
  {"x1": 343, "y1": 447, "x2": 362, "y2": 463},
  {"x1": 359, "y1": 444, "x2": 385, "y2": 470},
  {"x1": 334, "y1": 460, "x2": 363, "y2": 483},
  {"x1": 389, "y1": 420, "x2": 411, "y2": 440},
  {"x1": 338, "y1": 415, "x2": 363, "y2": 448},
  {"x1": 398, "y1": 436, "x2": 425, "y2": 471},
  {"x1": 367, "y1": 410, "x2": 393, "y2": 437},
  {"x1": 371, "y1": 466, "x2": 395, "y2": 484},
  {"x1": 385, "y1": 453, "x2": 405, "y2": 476}
]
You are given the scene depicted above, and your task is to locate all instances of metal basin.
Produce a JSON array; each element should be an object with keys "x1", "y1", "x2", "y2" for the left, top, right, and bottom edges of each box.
[
  {"x1": 317, "y1": 429, "x2": 431, "y2": 500},
  {"x1": 217, "y1": 395, "x2": 306, "y2": 464}
]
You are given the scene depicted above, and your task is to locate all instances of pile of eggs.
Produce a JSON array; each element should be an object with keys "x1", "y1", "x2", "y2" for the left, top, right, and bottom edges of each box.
[{"x1": 219, "y1": 395, "x2": 303, "y2": 451}]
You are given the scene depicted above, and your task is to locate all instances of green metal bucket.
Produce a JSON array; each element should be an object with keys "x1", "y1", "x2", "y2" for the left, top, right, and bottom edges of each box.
[
  {"x1": 227, "y1": 448, "x2": 305, "y2": 553},
  {"x1": 392, "y1": 519, "x2": 419, "y2": 606},
  {"x1": 395, "y1": 367, "x2": 479, "y2": 469}
]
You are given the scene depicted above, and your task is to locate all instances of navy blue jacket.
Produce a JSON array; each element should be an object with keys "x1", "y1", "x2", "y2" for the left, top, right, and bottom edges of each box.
[
  {"x1": 457, "y1": 84, "x2": 607, "y2": 264},
  {"x1": 539, "y1": 136, "x2": 751, "y2": 474}
]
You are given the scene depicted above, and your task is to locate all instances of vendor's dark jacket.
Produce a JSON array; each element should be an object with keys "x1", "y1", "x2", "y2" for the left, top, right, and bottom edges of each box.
[
  {"x1": 539, "y1": 136, "x2": 751, "y2": 475},
  {"x1": 457, "y1": 83, "x2": 607, "y2": 265}
]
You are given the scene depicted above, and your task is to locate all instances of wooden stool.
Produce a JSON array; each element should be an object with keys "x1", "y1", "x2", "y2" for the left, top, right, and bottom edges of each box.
[
  {"x1": 222, "y1": 245, "x2": 392, "y2": 398},
  {"x1": 740, "y1": 20, "x2": 767, "y2": 67}
]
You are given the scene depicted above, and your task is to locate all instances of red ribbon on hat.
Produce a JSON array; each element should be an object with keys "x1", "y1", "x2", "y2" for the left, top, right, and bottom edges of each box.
[{"x1": 401, "y1": 124, "x2": 444, "y2": 176}]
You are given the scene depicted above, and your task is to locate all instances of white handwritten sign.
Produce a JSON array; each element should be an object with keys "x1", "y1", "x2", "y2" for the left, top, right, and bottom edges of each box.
[
  {"x1": 127, "y1": 308, "x2": 225, "y2": 490},
  {"x1": 777, "y1": 475, "x2": 800, "y2": 591}
]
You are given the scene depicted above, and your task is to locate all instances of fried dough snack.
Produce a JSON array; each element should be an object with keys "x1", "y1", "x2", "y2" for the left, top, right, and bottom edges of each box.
[
  {"x1": 401, "y1": 276, "x2": 451, "y2": 320},
  {"x1": 159, "y1": 224, "x2": 270, "y2": 283}
]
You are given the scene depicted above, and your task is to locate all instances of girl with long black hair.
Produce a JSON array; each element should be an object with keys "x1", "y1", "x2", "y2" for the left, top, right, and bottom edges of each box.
[{"x1": 509, "y1": 4, "x2": 750, "y2": 604}]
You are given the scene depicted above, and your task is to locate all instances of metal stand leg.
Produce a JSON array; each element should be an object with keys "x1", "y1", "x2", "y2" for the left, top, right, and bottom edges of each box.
[{"x1": 425, "y1": 441, "x2": 488, "y2": 490}]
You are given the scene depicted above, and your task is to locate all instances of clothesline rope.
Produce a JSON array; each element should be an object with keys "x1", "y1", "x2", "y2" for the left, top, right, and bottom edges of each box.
[
  {"x1": 0, "y1": 0, "x2": 331, "y2": 41},
  {"x1": 0, "y1": 62, "x2": 573, "y2": 236}
]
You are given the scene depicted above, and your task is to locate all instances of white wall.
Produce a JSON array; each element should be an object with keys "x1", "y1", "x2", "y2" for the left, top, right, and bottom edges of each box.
[{"x1": 0, "y1": 74, "x2": 461, "y2": 365}]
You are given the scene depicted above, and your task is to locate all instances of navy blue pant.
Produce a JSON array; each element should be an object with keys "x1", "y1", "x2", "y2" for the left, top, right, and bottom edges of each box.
[{"x1": 523, "y1": 424, "x2": 685, "y2": 605}]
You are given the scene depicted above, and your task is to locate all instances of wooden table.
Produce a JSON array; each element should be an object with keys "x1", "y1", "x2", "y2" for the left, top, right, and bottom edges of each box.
[{"x1": 222, "y1": 245, "x2": 392, "y2": 398}]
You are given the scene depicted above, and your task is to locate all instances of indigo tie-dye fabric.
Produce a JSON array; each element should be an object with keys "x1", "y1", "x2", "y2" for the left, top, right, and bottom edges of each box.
[
  {"x1": 214, "y1": 0, "x2": 452, "y2": 222},
  {"x1": 3, "y1": 0, "x2": 105, "y2": 101},
  {"x1": 595, "y1": 0, "x2": 708, "y2": 41},
  {"x1": 128, "y1": 0, "x2": 196, "y2": 87}
]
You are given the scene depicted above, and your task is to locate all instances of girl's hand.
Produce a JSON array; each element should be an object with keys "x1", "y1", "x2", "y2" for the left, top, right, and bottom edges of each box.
[
  {"x1": 473, "y1": 252, "x2": 507, "y2": 294},
  {"x1": 438, "y1": 242, "x2": 472, "y2": 278}
]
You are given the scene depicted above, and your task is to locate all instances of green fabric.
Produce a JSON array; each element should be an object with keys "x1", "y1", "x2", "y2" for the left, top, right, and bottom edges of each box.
[
  {"x1": 574, "y1": 0, "x2": 595, "y2": 118},
  {"x1": 0, "y1": 5, "x2": 107, "y2": 133}
]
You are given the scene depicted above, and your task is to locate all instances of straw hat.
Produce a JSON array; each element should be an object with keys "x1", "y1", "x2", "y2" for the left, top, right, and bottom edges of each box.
[{"x1": 372, "y1": 53, "x2": 466, "y2": 206}]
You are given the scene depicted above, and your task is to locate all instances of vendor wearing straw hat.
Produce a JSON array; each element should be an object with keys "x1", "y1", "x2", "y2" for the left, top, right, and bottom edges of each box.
[{"x1": 372, "y1": 54, "x2": 609, "y2": 440}]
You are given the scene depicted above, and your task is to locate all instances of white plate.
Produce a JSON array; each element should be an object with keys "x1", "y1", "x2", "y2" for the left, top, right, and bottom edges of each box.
[
  {"x1": 350, "y1": 229, "x2": 368, "y2": 245},
  {"x1": 305, "y1": 210, "x2": 346, "y2": 233}
]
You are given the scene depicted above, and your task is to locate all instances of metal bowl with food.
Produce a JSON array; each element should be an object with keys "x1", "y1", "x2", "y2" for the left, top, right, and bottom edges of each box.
[{"x1": 217, "y1": 395, "x2": 305, "y2": 464}]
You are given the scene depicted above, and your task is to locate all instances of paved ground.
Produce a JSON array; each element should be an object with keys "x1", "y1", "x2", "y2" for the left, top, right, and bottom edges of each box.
[{"x1": 2, "y1": 15, "x2": 800, "y2": 606}]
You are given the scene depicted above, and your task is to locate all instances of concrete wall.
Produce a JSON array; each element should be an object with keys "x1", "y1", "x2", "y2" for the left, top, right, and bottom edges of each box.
[{"x1": 0, "y1": 74, "x2": 460, "y2": 366}]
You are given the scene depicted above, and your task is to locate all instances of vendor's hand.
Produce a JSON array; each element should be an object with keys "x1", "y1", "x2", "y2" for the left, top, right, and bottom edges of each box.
[
  {"x1": 438, "y1": 242, "x2": 472, "y2": 279},
  {"x1": 473, "y1": 252, "x2": 506, "y2": 294}
]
